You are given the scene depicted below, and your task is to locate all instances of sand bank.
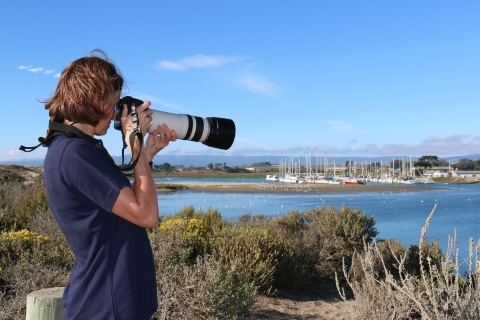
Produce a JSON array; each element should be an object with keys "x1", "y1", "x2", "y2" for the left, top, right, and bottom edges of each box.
[{"x1": 156, "y1": 182, "x2": 437, "y2": 194}]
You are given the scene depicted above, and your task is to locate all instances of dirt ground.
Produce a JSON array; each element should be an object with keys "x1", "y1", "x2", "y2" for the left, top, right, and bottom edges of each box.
[{"x1": 248, "y1": 279, "x2": 353, "y2": 320}]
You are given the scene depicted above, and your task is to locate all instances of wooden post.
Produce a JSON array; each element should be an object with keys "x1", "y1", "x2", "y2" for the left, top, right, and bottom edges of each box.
[{"x1": 26, "y1": 287, "x2": 65, "y2": 320}]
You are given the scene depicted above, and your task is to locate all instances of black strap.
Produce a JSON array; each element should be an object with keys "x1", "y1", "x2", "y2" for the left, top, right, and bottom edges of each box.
[{"x1": 19, "y1": 121, "x2": 144, "y2": 173}]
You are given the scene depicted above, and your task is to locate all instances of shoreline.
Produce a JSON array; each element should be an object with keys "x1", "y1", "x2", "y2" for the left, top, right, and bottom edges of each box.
[{"x1": 155, "y1": 182, "x2": 439, "y2": 194}]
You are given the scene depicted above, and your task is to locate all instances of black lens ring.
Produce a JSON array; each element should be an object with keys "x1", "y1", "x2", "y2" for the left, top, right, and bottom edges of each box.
[
  {"x1": 192, "y1": 116, "x2": 204, "y2": 142},
  {"x1": 185, "y1": 114, "x2": 194, "y2": 140}
]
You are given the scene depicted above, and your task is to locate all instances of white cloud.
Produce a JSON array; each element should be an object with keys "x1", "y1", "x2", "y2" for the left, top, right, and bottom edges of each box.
[
  {"x1": 17, "y1": 65, "x2": 59, "y2": 77},
  {"x1": 230, "y1": 134, "x2": 480, "y2": 157},
  {"x1": 238, "y1": 73, "x2": 280, "y2": 97},
  {"x1": 2, "y1": 150, "x2": 20, "y2": 157},
  {"x1": 28, "y1": 67, "x2": 44, "y2": 73},
  {"x1": 232, "y1": 147, "x2": 305, "y2": 156},
  {"x1": 327, "y1": 120, "x2": 355, "y2": 131},
  {"x1": 156, "y1": 54, "x2": 244, "y2": 71}
]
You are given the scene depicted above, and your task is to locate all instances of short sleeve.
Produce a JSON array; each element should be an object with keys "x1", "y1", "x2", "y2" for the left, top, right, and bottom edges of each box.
[{"x1": 59, "y1": 139, "x2": 131, "y2": 213}]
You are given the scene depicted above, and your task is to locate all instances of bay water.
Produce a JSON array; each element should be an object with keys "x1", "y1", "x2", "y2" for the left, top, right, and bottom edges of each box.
[{"x1": 155, "y1": 177, "x2": 480, "y2": 271}]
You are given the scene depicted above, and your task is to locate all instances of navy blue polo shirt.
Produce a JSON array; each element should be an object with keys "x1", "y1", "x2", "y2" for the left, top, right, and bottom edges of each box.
[{"x1": 44, "y1": 135, "x2": 158, "y2": 320}]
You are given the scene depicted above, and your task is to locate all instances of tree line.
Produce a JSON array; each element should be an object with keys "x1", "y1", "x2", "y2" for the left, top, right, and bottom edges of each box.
[{"x1": 415, "y1": 155, "x2": 480, "y2": 171}]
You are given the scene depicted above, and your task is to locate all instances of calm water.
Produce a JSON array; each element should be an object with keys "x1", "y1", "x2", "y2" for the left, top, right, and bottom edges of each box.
[{"x1": 155, "y1": 178, "x2": 480, "y2": 268}]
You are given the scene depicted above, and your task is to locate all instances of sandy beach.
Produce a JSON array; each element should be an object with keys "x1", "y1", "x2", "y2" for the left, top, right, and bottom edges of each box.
[{"x1": 156, "y1": 181, "x2": 436, "y2": 194}]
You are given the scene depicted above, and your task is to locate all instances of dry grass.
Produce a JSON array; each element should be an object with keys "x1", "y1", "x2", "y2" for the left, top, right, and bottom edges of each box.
[{"x1": 337, "y1": 204, "x2": 480, "y2": 319}]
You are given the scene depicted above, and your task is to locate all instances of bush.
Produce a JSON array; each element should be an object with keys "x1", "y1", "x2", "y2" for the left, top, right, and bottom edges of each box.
[
  {"x1": 158, "y1": 217, "x2": 208, "y2": 262},
  {"x1": 0, "y1": 230, "x2": 49, "y2": 270},
  {"x1": 172, "y1": 205, "x2": 226, "y2": 233},
  {"x1": 150, "y1": 228, "x2": 256, "y2": 319},
  {"x1": 210, "y1": 225, "x2": 304, "y2": 292},
  {"x1": 274, "y1": 210, "x2": 306, "y2": 235},
  {"x1": 0, "y1": 183, "x2": 48, "y2": 231},
  {"x1": 13, "y1": 187, "x2": 49, "y2": 229},
  {"x1": 0, "y1": 168, "x2": 24, "y2": 183},
  {"x1": 0, "y1": 178, "x2": 72, "y2": 319},
  {"x1": 25, "y1": 206, "x2": 75, "y2": 269},
  {"x1": 301, "y1": 206, "x2": 378, "y2": 279}
]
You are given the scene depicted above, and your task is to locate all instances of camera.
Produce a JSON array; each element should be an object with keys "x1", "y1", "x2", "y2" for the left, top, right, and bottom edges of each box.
[{"x1": 114, "y1": 96, "x2": 236, "y2": 150}]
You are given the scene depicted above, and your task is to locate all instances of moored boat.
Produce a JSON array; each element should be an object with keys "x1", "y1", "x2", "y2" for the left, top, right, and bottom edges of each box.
[
  {"x1": 343, "y1": 177, "x2": 366, "y2": 185},
  {"x1": 266, "y1": 174, "x2": 279, "y2": 181}
]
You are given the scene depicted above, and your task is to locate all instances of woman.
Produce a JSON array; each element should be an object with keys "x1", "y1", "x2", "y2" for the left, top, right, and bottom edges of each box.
[{"x1": 42, "y1": 50, "x2": 176, "y2": 319}]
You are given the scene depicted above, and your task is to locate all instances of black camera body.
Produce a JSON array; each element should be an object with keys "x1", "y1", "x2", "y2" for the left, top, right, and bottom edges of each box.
[{"x1": 116, "y1": 96, "x2": 143, "y2": 115}]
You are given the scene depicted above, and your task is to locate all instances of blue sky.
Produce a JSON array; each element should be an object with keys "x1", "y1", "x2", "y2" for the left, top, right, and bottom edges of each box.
[{"x1": 1, "y1": 1, "x2": 479, "y2": 162}]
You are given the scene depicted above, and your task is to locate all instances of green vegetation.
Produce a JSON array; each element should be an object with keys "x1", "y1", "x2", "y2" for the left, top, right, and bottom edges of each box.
[
  {"x1": 150, "y1": 160, "x2": 277, "y2": 178},
  {"x1": 452, "y1": 157, "x2": 480, "y2": 171}
]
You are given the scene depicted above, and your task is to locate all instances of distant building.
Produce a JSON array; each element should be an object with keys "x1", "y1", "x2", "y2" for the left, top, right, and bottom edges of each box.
[
  {"x1": 451, "y1": 170, "x2": 480, "y2": 179},
  {"x1": 245, "y1": 167, "x2": 256, "y2": 172},
  {"x1": 422, "y1": 167, "x2": 452, "y2": 178}
]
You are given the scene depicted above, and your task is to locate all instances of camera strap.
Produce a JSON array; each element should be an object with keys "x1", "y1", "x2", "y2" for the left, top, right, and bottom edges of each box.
[
  {"x1": 19, "y1": 120, "x2": 144, "y2": 173},
  {"x1": 118, "y1": 104, "x2": 144, "y2": 173}
]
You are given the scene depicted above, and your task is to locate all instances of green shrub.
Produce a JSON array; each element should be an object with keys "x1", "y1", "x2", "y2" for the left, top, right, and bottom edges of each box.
[
  {"x1": 150, "y1": 228, "x2": 256, "y2": 319},
  {"x1": 26, "y1": 207, "x2": 75, "y2": 269},
  {"x1": 0, "y1": 182, "x2": 28, "y2": 230},
  {"x1": 158, "y1": 217, "x2": 208, "y2": 262},
  {"x1": 171, "y1": 205, "x2": 226, "y2": 233},
  {"x1": 237, "y1": 213, "x2": 271, "y2": 225},
  {"x1": 0, "y1": 230, "x2": 49, "y2": 270},
  {"x1": 404, "y1": 238, "x2": 443, "y2": 277},
  {"x1": 0, "y1": 184, "x2": 49, "y2": 231},
  {"x1": 210, "y1": 225, "x2": 304, "y2": 292},
  {"x1": 0, "y1": 168, "x2": 24, "y2": 183},
  {"x1": 12, "y1": 186, "x2": 48, "y2": 230},
  {"x1": 302, "y1": 206, "x2": 378, "y2": 279},
  {"x1": 317, "y1": 205, "x2": 377, "y2": 250},
  {"x1": 274, "y1": 210, "x2": 306, "y2": 235}
]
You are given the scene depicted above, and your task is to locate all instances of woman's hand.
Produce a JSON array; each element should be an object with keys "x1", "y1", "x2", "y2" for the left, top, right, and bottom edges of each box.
[
  {"x1": 120, "y1": 101, "x2": 153, "y2": 152},
  {"x1": 145, "y1": 124, "x2": 177, "y2": 162}
]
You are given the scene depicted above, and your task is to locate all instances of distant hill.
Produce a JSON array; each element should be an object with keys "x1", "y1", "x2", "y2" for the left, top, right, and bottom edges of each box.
[{"x1": 4, "y1": 154, "x2": 480, "y2": 167}]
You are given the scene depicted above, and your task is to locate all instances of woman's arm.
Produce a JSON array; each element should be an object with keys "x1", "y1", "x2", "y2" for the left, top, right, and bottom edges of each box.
[{"x1": 111, "y1": 102, "x2": 175, "y2": 229}]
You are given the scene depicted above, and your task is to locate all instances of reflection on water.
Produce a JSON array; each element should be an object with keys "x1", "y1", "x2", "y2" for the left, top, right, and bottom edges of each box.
[{"x1": 156, "y1": 179, "x2": 480, "y2": 271}]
